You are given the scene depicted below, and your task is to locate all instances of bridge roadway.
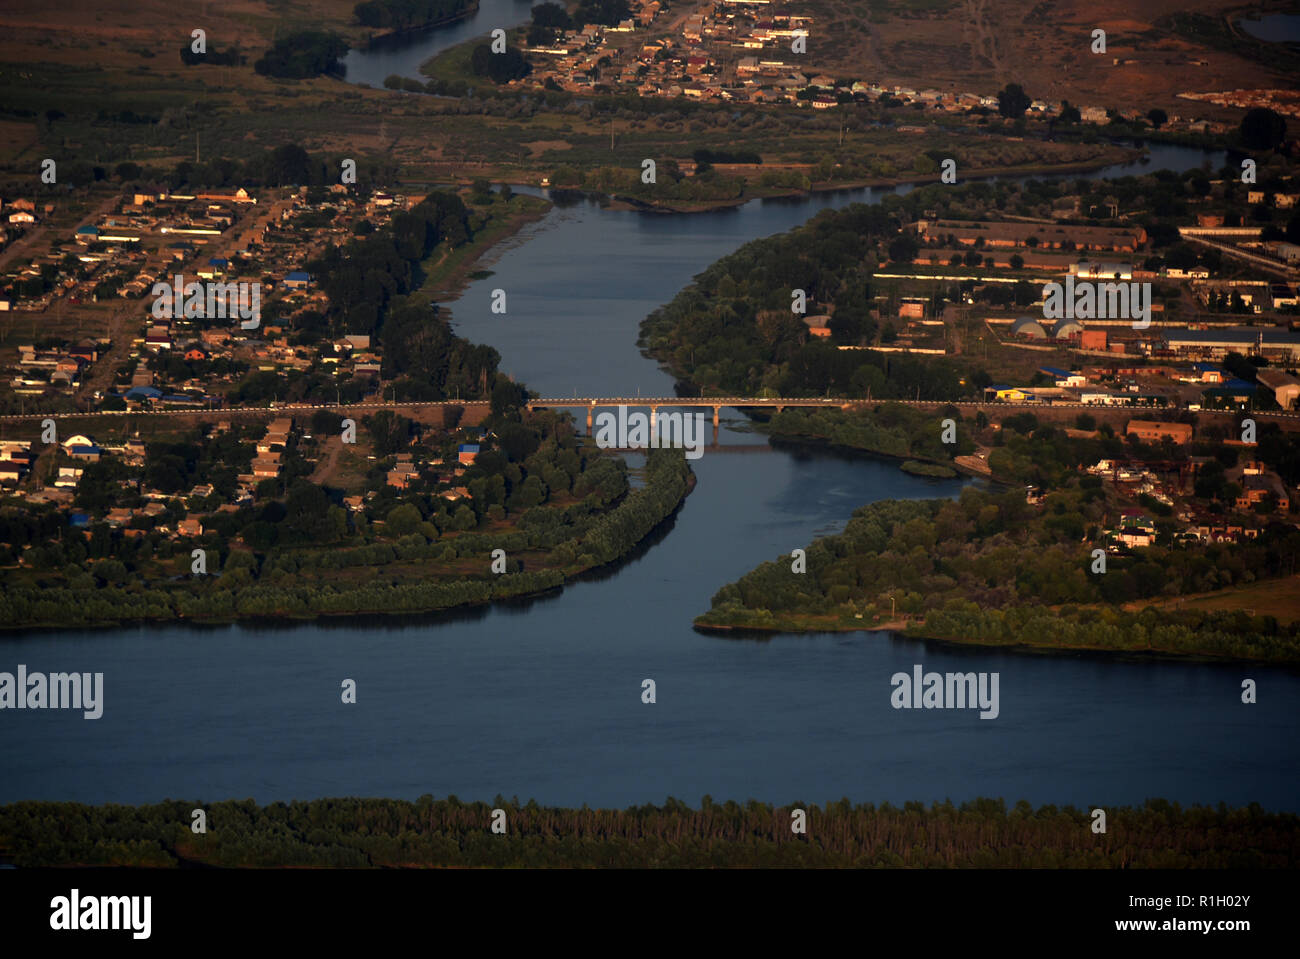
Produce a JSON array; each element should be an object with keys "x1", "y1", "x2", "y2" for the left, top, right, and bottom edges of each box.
[{"x1": 2, "y1": 397, "x2": 1298, "y2": 427}]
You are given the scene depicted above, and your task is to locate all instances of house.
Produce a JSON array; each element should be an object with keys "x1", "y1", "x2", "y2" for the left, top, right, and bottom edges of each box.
[
  {"x1": 1191, "y1": 363, "x2": 1226, "y2": 384},
  {"x1": 1039, "y1": 366, "x2": 1087, "y2": 388},
  {"x1": 991, "y1": 386, "x2": 1030, "y2": 402},
  {"x1": 61, "y1": 434, "x2": 96, "y2": 451},
  {"x1": 1201, "y1": 379, "x2": 1257, "y2": 407},
  {"x1": 387, "y1": 466, "x2": 420, "y2": 489},
  {"x1": 1255, "y1": 368, "x2": 1300, "y2": 410},
  {"x1": 105, "y1": 508, "x2": 134, "y2": 527},
  {"x1": 251, "y1": 454, "x2": 281, "y2": 478},
  {"x1": 1079, "y1": 330, "x2": 1107, "y2": 351},
  {"x1": 1235, "y1": 476, "x2": 1288, "y2": 512},
  {"x1": 1074, "y1": 261, "x2": 1132, "y2": 280},
  {"x1": 66, "y1": 445, "x2": 103, "y2": 462},
  {"x1": 177, "y1": 518, "x2": 203, "y2": 537},
  {"x1": 284, "y1": 271, "x2": 312, "y2": 289},
  {"x1": 125, "y1": 385, "x2": 164, "y2": 404},
  {"x1": 457, "y1": 443, "x2": 481, "y2": 465},
  {"x1": 1126, "y1": 420, "x2": 1192, "y2": 444}
]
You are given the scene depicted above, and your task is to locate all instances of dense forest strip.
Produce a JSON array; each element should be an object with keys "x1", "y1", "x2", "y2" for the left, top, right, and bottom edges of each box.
[
  {"x1": 354, "y1": 0, "x2": 479, "y2": 34},
  {"x1": 764, "y1": 404, "x2": 975, "y2": 469},
  {"x1": 1, "y1": 797, "x2": 1293, "y2": 868}
]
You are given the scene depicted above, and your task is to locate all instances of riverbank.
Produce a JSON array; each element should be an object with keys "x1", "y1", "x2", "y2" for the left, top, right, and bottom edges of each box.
[
  {"x1": 694, "y1": 609, "x2": 1299, "y2": 665},
  {"x1": 417, "y1": 191, "x2": 551, "y2": 301},
  {"x1": 761, "y1": 409, "x2": 979, "y2": 480},
  {"x1": 551, "y1": 148, "x2": 1144, "y2": 215},
  {"x1": 696, "y1": 487, "x2": 1300, "y2": 664},
  {"x1": 359, "y1": 1, "x2": 481, "y2": 46}
]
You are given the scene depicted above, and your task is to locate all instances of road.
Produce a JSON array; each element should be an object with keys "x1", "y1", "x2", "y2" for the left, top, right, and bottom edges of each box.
[{"x1": 4, "y1": 397, "x2": 1298, "y2": 423}]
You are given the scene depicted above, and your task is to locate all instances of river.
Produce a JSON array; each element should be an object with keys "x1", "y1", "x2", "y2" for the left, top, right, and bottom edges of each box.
[
  {"x1": 3, "y1": 106, "x2": 1296, "y2": 812},
  {"x1": 341, "y1": 0, "x2": 536, "y2": 89}
]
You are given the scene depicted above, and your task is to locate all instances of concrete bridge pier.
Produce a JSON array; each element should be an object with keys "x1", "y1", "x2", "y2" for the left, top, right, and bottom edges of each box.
[
  {"x1": 650, "y1": 405, "x2": 657, "y2": 431},
  {"x1": 712, "y1": 406, "x2": 720, "y2": 428},
  {"x1": 586, "y1": 404, "x2": 594, "y2": 434}
]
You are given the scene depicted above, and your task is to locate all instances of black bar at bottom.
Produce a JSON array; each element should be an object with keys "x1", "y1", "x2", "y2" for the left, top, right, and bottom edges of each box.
[{"x1": 1, "y1": 868, "x2": 1290, "y2": 946}]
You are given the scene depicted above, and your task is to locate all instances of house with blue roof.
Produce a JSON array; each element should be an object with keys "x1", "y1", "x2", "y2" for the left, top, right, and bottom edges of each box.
[
  {"x1": 1191, "y1": 362, "x2": 1226, "y2": 383},
  {"x1": 457, "y1": 443, "x2": 481, "y2": 465},
  {"x1": 1038, "y1": 366, "x2": 1086, "y2": 387},
  {"x1": 284, "y1": 271, "x2": 312, "y2": 289},
  {"x1": 67, "y1": 444, "x2": 102, "y2": 463},
  {"x1": 1202, "y1": 378, "x2": 1257, "y2": 409},
  {"x1": 125, "y1": 385, "x2": 164, "y2": 403}
]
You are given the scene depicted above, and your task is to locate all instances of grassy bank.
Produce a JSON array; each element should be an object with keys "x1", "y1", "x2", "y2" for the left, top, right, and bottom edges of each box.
[{"x1": 418, "y1": 191, "x2": 551, "y2": 300}]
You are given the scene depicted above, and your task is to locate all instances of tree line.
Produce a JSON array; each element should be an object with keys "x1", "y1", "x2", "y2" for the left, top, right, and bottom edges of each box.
[
  {"x1": 2, "y1": 796, "x2": 1292, "y2": 868},
  {"x1": 354, "y1": 0, "x2": 476, "y2": 31}
]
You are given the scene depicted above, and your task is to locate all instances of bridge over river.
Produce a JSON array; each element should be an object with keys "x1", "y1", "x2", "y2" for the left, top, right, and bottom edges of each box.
[{"x1": 4, "y1": 396, "x2": 1298, "y2": 431}]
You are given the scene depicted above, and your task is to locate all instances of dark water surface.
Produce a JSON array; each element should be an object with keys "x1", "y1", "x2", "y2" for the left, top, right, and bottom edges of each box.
[
  {"x1": 1239, "y1": 14, "x2": 1300, "y2": 43},
  {"x1": 341, "y1": 0, "x2": 535, "y2": 89},
  {"x1": 4, "y1": 138, "x2": 1293, "y2": 811}
]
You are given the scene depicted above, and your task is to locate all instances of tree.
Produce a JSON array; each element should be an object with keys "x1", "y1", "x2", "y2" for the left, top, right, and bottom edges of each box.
[
  {"x1": 470, "y1": 43, "x2": 531, "y2": 82},
  {"x1": 386, "y1": 503, "x2": 423, "y2": 536},
  {"x1": 1240, "y1": 108, "x2": 1287, "y2": 151},
  {"x1": 574, "y1": 0, "x2": 631, "y2": 28},
  {"x1": 997, "y1": 84, "x2": 1031, "y2": 119},
  {"x1": 1147, "y1": 108, "x2": 1167, "y2": 129},
  {"x1": 264, "y1": 144, "x2": 313, "y2": 187},
  {"x1": 365, "y1": 410, "x2": 411, "y2": 457},
  {"x1": 490, "y1": 377, "x2": 528, "y2": 417},
  {"x1": 532, "y1": 2, "x2": 572, "y2": 28},
  {"x1": 1009, "y1": 253, "x2": 1024, "y2": 270},
  {"x1": 888, "y1": 234, "x2": 919, "y2": 263},
  {"x1": 1059, "y1": 101, "x2": 1081, "y2": 124}
]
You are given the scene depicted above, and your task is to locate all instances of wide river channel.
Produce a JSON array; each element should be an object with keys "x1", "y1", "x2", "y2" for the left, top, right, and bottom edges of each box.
[{"x1": 2, "y1": 27, "x2": 1295, "y2": 809}]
